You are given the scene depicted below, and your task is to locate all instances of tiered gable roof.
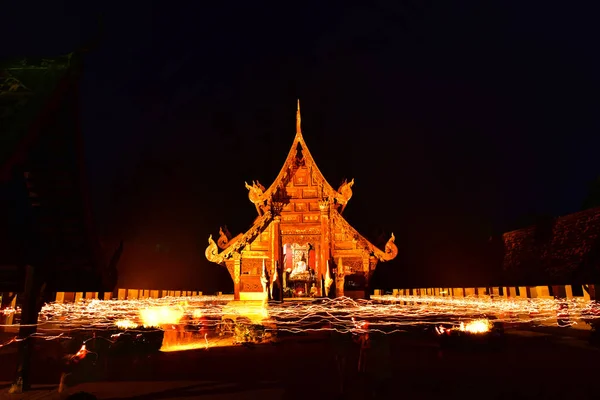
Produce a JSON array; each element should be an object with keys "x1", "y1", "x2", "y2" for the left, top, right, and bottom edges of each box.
[
  {"x1": 330, "y1": 208, "x2": 398, "y2": 261},
  {"x1": 206, "y1": 101, "x2": 397, "y2": 264},
  {"x1": 206, "y1": 211, "x2": 272, "y2": 264},
  {"x1": 243, "y1": 101, "x2": 355, "y2": 214}
]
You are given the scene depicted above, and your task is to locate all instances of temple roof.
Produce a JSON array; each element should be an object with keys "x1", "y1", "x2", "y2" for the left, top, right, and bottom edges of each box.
[
  {"x1": 244, "y1": 101, "x2": 355, "y2": 212},
  {"x1": 206, "y1": 102, "x2": 398, "y2": 266},
  {"x1": 265, "y1": 100, "x2": 337, "y2": 196},
  {"x1": 206, "y1": 207, "x2": 398, "y2": 265},
  {"x1": 331, "y1": 208, "x2": 398, "y2": 262},
  {"x1": 206, "y1": 211, "x2": 273, "y2": 264}
]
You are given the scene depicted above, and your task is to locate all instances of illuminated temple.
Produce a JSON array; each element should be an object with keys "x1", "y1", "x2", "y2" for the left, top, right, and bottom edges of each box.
[{"x1": 205, "y1": 101, "x2": 398, "y2": 300}]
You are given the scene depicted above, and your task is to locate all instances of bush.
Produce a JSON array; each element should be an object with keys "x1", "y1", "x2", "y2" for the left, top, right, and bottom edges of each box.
[{"x1": 233, "y1": 322, "x2": 272, "y2": 344}]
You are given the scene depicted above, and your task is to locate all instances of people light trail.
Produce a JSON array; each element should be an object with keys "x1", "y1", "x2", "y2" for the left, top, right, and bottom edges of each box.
[{"x1": 0, "y1": 295, "x2": 597, "y2": 351}]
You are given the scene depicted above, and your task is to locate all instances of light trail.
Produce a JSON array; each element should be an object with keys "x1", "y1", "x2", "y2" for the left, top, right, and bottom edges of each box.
[
  {"x1": 0, "y1": 296, "x2": 597, "y2": 351},
  {"x1": 12, "y1": 295, "x2": 600, "y2": 329}
]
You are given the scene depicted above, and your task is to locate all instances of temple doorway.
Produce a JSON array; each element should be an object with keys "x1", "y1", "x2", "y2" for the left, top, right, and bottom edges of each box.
[
  {"x1": 343, "y1": 273, "x2": 367, "y2": 299},
  {"x1": 283, "y1": 243, "x2": 319, "y2": 298}
]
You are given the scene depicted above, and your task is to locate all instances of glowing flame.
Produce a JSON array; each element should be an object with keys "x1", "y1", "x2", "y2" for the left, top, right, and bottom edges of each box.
[
  {"x1": 436, "y1": 318, "x2": 492, "y2": 335},
  {"x1": 460, "y1": 319, "x2": 492, "y2": 334},
  {"x1": 2, "y1": 307, "x2": 16, "y2": 316},
  {"x1": 139, "y1": 306, "x2": 184, "y2": 328},
  {"x1": 115, "y1": 319, "x2": 138, "y2": 329},
  {"x1": 74, "y1": 344, "x2": 88, "y2": 360},
  {"x1": 161, "y1": 343, "x2": 204, "y2": 352},
  {"x1": 222, "y1": 301, "x2": 269, "y2": 325}
]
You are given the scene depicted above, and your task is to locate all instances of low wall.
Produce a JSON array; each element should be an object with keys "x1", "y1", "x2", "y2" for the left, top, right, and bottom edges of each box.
[
  {"x1": 53, "y1": 289, "x2": 212, "y2": 302},
  {"x1": 373, "y1": 284, "x2": 598, "y2": 300},
  {"x1": 373, "y1": 284, "x2": 599, "y2": 330}
]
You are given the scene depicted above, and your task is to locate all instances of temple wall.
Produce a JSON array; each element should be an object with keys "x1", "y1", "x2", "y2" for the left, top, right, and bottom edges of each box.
[
  {"x1": 279, "y1": 163, "x2": 323, "y2": 225},
  {"x1": 0, "y1": 289, "x2": 230, "y2": 331},
  {"x1": 224, "y1": 260, "x2": 235, "y2": 281},
  {"x1": 278, "y1": 164, "x2": 324, "y2": 276},
  {"x1": 333, "y1": 256, "x2": 363, "y2": 274},
  {"x1": 332, "y1": 227, "x2": 358, "y2": 250},
  {"x1": 239, "y1": 227, "x2": 272, "y2": 293},
  {"x1": 52, "y1": 290, "x2": 219, "y2": 302}
]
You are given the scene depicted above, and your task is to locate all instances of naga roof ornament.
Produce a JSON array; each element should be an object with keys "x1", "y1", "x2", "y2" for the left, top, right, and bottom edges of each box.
[
  {"x1": 241, "y1": 99, "x2": 355, "y2": 214},
  {"x1": 205, "y1": 211, "x2": 272, "y2": 264}
]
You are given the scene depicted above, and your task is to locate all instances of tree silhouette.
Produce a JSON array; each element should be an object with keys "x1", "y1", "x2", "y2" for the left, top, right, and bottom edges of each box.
[{"x1": 581, "y1": 176, "x2": 600, "y2": 211}]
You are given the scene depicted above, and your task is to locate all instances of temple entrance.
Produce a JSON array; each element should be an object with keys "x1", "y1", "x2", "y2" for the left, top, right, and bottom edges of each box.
[
  {"x1": 344, "y1": 274, "x2": 366, "y2": 291},
  {"x1": 343, "y1": 273, "x2": 367, "y2": 299},
  {"x1": 283, "y1": 243, "x2": 319, "y2": 298}
]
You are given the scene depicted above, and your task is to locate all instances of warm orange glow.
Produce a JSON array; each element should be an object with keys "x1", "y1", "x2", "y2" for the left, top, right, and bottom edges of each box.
[
  {"x1": 74, "y1": 344, "x2": 88, "y2": 360},
  {"x1": 2, "y1": 307, "x2": 16, "y2": 316},
  {"x1": 160, "y1": 342, "x2": 206, "y2": 352},
  {"x1": 113, "y1": 302, "x2": 269, "y2": 352},
  {"x1": 137, "y1": 305, "x2": 189, "y2": 351},
  {"x1": 140, "y1": 306, "x2": 184, "y2": 328},
  {"x1": 160, "y1": 334, "x2": 234, "y2": 352},
  {"x1": 460, "y1": 319, "x2": 492, "y2": 334},
  {"x1": 436, "y1": 318, "x2": 492, "y2": 335},
  {"x1": 115, "y1": 319, "x2": 138, "y2": 329},
  {"x1": 222, "y1": 301, "x2": 269, "y2": 325},
  {"x1": 18, "y1": 295, "x2": 596, "y2": 356}
]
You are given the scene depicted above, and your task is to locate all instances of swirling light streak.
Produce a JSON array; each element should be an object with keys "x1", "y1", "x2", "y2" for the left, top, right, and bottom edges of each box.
[
  {"x1": 31, "y1": 295, "x2": 600, "y2": 329},
  {"x1": 0, "y1": 296, "x2": 597, "y2": 351}
]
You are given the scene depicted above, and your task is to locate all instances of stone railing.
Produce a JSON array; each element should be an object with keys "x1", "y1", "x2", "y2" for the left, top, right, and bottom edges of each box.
[
  {"x1": 373, "y1": 284, "x2": 599, "y2": 300},
  {"x1": 51, "y1": 289, "x2": 231, "y2": 302},
  {"x1": 372, "y1": 284, "x2": 599, "y2": 330}
]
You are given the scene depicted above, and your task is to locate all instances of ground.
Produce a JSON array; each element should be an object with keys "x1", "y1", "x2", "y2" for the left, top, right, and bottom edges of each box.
[{"x1": 1, "y1": 326, "x2": 599, "y2": 399}]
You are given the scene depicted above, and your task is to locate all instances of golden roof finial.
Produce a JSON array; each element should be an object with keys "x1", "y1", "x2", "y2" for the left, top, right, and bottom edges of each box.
[{"x1": 296, "y1": 99, "x2": 301, "y2": 136}]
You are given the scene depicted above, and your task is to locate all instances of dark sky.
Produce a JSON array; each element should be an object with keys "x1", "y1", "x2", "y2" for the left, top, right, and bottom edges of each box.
[{"x1": 3, "y1": 1, "x2": 600, "y2": 290}]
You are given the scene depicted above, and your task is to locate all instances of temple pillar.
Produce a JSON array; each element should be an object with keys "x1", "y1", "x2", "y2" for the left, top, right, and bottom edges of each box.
[
  {"x1": 233, "y1": 254, "x2": 241, "y2": 301},
  {"x1": 314, "y1": 242, "x2": 321, "y2": 296},
  {"x1": 335, "y1": 266, "x2": 345, "y2": 298},
  {"x1": 362, "y1": 255, "x2": 373, "y2": 300},
  {"x1": 319, "y1": 199, "x2": 330, "y2": 297},
  {"x1": 271, "y1": 216, "x2": 283, "y2": 301}
]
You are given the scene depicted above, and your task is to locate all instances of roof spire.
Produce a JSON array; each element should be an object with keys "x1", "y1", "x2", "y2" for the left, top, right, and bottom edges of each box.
[{"x1": 296, "y1": 99, "x2": 301, "y2": 136}]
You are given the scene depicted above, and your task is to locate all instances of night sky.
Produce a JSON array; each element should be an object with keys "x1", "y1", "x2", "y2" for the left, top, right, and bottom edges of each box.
[{"x1": 3, "y1": 1, "x2": 600, "y2": 291}]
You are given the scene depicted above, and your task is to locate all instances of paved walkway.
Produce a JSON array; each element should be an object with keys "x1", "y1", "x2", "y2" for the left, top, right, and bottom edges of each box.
[
  {"x1": 0, "y1": 381, "x2": 286, "y2": 400},
  {"x1": 2, "y1": 326, "x2": 598, "y2": 399}
]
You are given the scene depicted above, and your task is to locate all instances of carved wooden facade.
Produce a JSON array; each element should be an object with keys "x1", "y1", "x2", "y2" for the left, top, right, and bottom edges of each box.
[{"x1": 205, "y1": 101, "x2": 397, "y2": 300}]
